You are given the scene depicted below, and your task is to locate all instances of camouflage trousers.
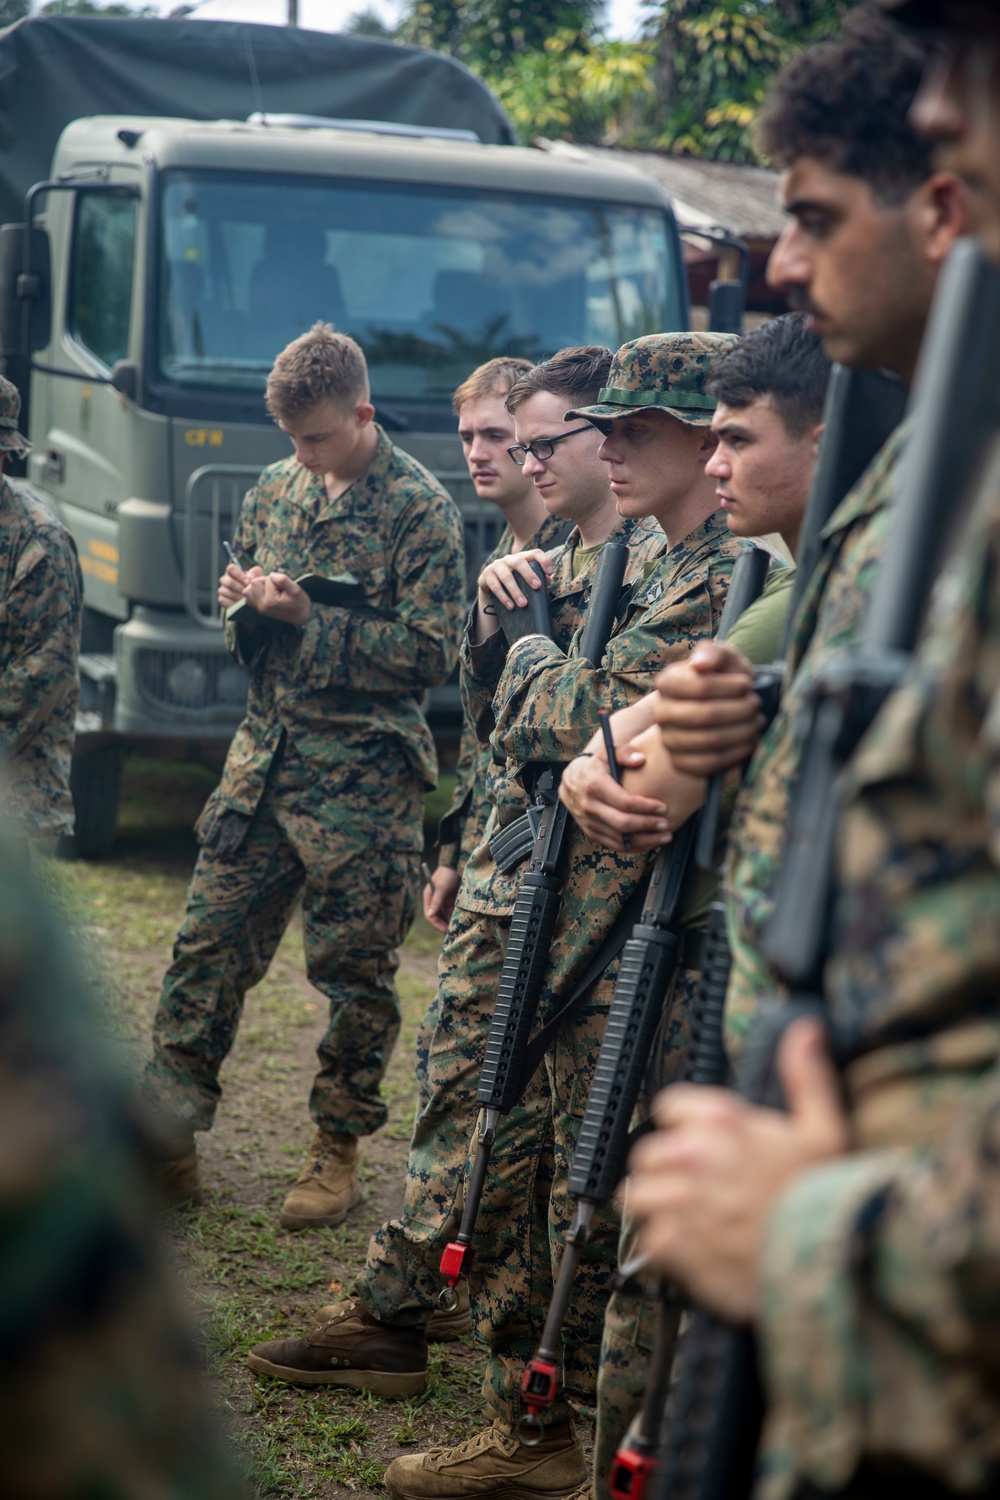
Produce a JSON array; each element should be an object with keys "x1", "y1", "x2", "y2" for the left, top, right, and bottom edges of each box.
[
  {"x1": 359, "y1": 903, "x2": 526, "y2": 1322},
  {"x1": 142, "y1": 741, "x2": 422, "y2": 1139},
  {"x1": 356, "y1": 893, "x2": 626, "y2": 1426},
  {"x1": 591, "y1": 970, "x2": 698, "y2": 1500},
  {"x1": 359, "y1": 843, "x2": 699, "y2": 1436}
]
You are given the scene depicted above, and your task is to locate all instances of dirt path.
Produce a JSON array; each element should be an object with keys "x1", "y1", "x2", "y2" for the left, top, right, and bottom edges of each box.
[{"x1": 54, "y1": 758, "x2": 485, "y2": 1496}]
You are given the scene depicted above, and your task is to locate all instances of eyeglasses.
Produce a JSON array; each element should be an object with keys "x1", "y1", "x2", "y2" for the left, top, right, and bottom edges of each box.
[{"x1": 507, "y1": 425, "x2": 594, "y2": 467}]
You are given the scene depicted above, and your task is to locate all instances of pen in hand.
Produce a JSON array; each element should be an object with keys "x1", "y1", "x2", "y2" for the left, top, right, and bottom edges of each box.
[
  {"x1": 223, "y1": 540, "x2": 244, "y2": 574},
  {"x1": 598, "y1": 708, "x2": 631, "y2": 854}
]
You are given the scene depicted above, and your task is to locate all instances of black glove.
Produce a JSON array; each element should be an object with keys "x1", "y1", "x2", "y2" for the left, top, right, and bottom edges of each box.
[{"x1": 198, "y1": 804, "x2": 252, "y2": 858}]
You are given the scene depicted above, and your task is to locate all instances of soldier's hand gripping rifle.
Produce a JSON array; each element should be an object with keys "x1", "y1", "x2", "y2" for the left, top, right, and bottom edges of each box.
[
  {"x1": 606, "y1": 360, "x2": 909, "y2": 1500},
  {"x1": 517, "y1": 546, "x2": 773, "y2": 1444},
  {"x1": 653, "y1": 238, "x2": 1000, "y2": 1500},
  {"x1": 439, "y1": 542, "x2": 630, "y2": 1307}
]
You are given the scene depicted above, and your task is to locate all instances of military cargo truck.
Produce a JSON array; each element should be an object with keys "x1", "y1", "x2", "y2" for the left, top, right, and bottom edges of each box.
[{"x1": 0, "y1": 15, "x2": 691, "y2": 855}]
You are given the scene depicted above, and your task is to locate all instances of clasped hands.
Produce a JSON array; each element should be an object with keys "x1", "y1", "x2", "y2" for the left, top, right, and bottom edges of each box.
[
  {"x1": 558, "y1": 640, "x2": 768, "y2": 853},
  {"x1": 218, "y1": 561, "x2": 311, "y2": 628}
]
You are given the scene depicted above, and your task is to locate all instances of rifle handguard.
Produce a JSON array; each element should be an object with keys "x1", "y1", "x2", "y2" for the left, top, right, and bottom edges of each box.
[
  {"x1": 683, "y1": 903, "x2": 732, "y2": 1089},
  {"x1": 476, "y1": 870, "x2": 563, "y2": 1110},
  {"x1": 567, "y1": 923, "x2": 681, "y2": 1202}
]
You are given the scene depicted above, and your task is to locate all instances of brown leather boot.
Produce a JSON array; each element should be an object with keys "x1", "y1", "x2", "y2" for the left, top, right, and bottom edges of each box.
[
  {"x1": 384, "y1": 1419, "x2": 586, "y2": 1500},
  {"x1": 246, "y1": 1296, "x2": 428, "y2": 1396},
  {"x1": 160, "y1": 1135, "x2": 203, "y2": 1208},
  {"x1": 427, "y1": 1279, "x2": 472, "y2": 1342},
  {"x1": 279, "y1": 1130, "x2": 361, "y2": 1229}
]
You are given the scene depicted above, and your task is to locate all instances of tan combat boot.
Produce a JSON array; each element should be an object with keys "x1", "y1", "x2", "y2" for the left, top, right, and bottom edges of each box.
[
  {"x1": 279, "y1": 1130, "x2": 361, "y2": 1230},
  {"x1": 246, "y1": 1296, "x2": 428, "y2": 1397},
  {"x1": 428, "y1": 1279, "x2": 472, "y2": 1342},
  {"x1": 160, "y1": 1132, "x2": 203, "y2": 1208},
  {"x1": 383, "y1": 1419, "x2": 587, "y2": 1500}
]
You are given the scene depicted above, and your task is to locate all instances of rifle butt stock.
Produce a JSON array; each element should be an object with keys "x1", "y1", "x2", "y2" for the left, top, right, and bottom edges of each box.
[
  {"x1": 578, "y1": 542, "x2": 628, "y2": 665},
  {"x1": 494, "y1": 560, "x2": 553, "y2": 648}
]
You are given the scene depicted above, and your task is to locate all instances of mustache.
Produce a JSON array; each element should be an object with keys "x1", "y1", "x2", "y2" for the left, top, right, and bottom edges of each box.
[{"x1": 785, "y1": 286, "x2": 822, "y2": 317}]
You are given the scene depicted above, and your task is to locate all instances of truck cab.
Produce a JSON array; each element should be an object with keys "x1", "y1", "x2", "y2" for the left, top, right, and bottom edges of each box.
[{"x1": 3, "y1": 112, "x2": 689, "y2": 853}]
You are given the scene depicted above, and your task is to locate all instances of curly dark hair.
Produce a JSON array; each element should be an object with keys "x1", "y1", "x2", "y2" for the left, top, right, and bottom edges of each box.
[
  {"x1": 755, "y1": 7, "x2": 934, "y2": 205},
  {"x1": 707, "y1": 314, "x2": 832, "y2": 439},
  {"x1": 505, "y1": 346, "x2": 613, "y2": 415}
]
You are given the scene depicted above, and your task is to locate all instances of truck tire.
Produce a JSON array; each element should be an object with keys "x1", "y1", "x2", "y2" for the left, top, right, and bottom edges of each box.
[{"x1": 66, "y1": 744, "x2": 124, "y2": 858}]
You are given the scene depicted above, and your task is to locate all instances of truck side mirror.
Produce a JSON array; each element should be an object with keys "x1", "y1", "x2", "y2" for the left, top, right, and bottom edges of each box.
[
  {"x1": 708, "y1": 278, "x2": 745, "y2": 335},
  {"x1": 0, "y1": 223, "x2": 51, "y2": 355},
  {"x1": 110, "y1": 359, "x2": 138, "y2": 402}
]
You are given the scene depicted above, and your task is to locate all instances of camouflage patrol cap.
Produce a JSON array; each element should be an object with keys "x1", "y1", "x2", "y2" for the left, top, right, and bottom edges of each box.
[
  {"x1": 0, "y1": 375, "x2": 30, "y2": 457},
  {"x1": 566, "y1": 332, "x2": 741, "y2": 429}
]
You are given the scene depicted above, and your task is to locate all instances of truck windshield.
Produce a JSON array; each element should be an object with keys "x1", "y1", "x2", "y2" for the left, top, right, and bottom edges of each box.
[{"x1": 157, "y1": 170, "x2": 683, "y2": 401}]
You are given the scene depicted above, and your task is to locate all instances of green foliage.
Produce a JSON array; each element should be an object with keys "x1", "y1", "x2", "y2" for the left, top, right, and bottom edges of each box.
[
  {"x1": 0, "y1": 0, "x2": 30, "y2": 23},
  {"x1": 639, "y1": 0, "x2": 853, "y2": 160},
  {"x1": 26, "y1": 0, "x2": 158, "y2": 12},
  {"x1": 398, "y1": 0, "x2": 601, "y2": 73},
  {"x1": 494, "y1": 29, "x2": 655, "y2": 144},
  {"x1": 344, "y1": 6, "x2": 397, "y2": 37},
  {"x1": 389, "y1": 0, "x2": 854, "y2": 159}
]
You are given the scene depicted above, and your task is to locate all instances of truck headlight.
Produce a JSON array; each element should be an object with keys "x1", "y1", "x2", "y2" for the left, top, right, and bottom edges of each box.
[{"x1": 166, "y1": 657, "x2": 209, "y2": 706}]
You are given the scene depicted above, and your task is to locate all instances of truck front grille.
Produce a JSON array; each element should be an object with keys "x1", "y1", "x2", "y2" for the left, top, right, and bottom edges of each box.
[{"x1": 133, "y1": 647, "x2": 248, "y2": 717}]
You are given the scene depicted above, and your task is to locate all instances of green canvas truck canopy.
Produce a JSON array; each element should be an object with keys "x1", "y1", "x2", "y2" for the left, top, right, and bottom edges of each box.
[{"x1": 0, "y1": 14, "x2": 516, "y2": 228}]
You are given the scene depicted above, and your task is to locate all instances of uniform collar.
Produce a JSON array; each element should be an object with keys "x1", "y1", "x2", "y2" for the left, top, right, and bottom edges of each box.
[
  {"x1": 818, "y1": 419, "x2": 909, "y2": 543},
  {"x1": 310, "y1": 424, "x2": 393, "y2": 522}
]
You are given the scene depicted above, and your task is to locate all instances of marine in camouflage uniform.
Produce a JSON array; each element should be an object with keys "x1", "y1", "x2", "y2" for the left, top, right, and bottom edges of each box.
[
  {"x1": 436, "y1": 513, "x2": 572, "y2": 897},
  {"x1": 0, "y1": 375, "x2": 81, "y2": 840},
  {"x1": 723, "y1": 422, "x2": 908, "y2": 1061},
  {"x1": 752, "y1": 1, "x2": 1000, "y2": 1492},
  {"x1": 436, "y1": 335, "x2": 747, "y2": 1452},
  {"x1": 0, "y1": 807, "x2": 245, "y2": 1498},
  {"x1": 360, "y1": 512, "x2": 663, "y2": 1326},
  {"x1": 754, "y1": 439, "x2": 1000, "y2": 1496},
  {"x1": 142, "y1": 421, "x2": 465, "y2": 1168}
]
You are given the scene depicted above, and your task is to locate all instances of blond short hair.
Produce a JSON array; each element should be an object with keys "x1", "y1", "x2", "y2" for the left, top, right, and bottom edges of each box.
[
  {"x1": 266, "y1": 322, "x2": 369, "y2": 423},
  {"x1": 452, "y1": 357, "x2": 534, "y2": 416}
]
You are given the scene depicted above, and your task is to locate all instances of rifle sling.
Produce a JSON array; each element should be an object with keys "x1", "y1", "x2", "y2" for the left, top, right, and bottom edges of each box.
[{"x1": 515, "y1": 876, "x2": 707, "y2": 1095}]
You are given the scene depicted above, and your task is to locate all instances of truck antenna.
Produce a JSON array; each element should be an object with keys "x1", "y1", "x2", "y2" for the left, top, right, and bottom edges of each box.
[{"x1": 241, "y1": 27, "x2": 265, "y2": 119}]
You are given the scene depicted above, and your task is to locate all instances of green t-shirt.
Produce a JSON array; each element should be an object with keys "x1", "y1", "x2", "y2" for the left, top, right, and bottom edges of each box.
[
  {"x1": 681, "y1": 560, "x2": 797, "y2": 932},
  {"x1": 566, "y1": 541, "x2": 604, "y2": 578},
  {"x1": 725, "y1": 564, "x2": 797, "y2": 664}
]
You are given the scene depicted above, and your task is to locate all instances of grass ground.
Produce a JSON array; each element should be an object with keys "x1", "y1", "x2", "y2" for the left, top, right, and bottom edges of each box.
[{"x1": 51, "y1": 757, "x2": 488, "y2": 1497}]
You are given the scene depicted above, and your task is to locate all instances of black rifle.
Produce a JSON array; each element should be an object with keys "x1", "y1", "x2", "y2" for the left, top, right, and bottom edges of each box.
[
  {"x1": 517, "y1": 546, "x2": 773, "y2": 1440},
  {"x1": 654, "y1": 238, "x2": 1000, "y2": 1500},
  {"x1": 609, "y1": 361, "x2": 908, "y2": 1500},
  {"x1": 440, "y1": 541, "x2": 630, "y2": 1301}
]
